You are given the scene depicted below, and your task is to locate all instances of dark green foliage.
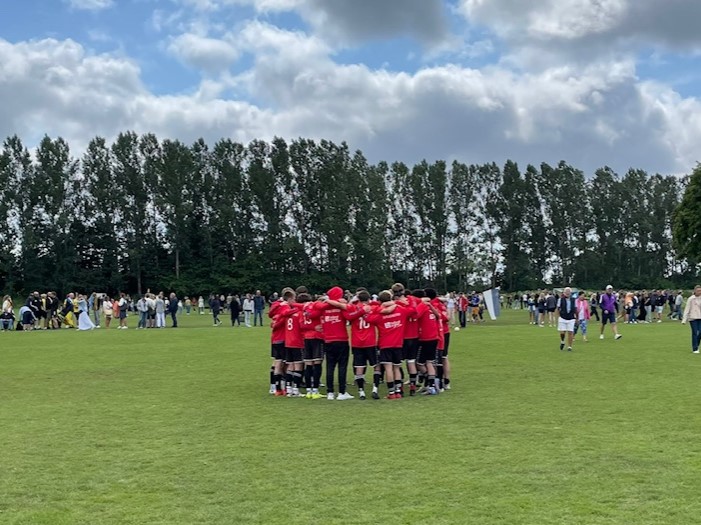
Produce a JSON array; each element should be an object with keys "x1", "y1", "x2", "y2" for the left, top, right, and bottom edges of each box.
[{"x1": 0, "y1": 133, "x2": 695, "y2": 296}]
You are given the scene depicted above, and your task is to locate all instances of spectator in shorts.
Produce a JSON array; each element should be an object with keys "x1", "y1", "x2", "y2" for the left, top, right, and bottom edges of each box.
[
  {"x1": 557, "y1": 287, "x2": 577, "y2": 351},
  {"x1": 103, "y1": 296, "x2": 114, "y2": 329},
  {"x1": 599, "y1": 285, "x2": 622, "y2": 340},
  {"x1": 117, "y1": 293, "x2": 128, "y2": 329}
]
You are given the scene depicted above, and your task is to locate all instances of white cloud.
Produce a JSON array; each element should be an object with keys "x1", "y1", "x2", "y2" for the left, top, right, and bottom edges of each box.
[
  {"x1": 168, "y1": 33, "x2": 240, "y2": 73},
  {"x1": 460, "y1": 0, "x2": 701, "y2": 50},
  {"x1": 1, "y1": 30, "x2": 700, "y2": 175},
  {"x1": 66, "y1": 0, "x2": 114, "y2": 11},
  {"x1": 180, "y1": 0, "x2": 449, "y2": 45}
]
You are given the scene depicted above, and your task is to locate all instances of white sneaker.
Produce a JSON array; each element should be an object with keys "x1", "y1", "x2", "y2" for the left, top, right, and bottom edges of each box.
[
  {"x1": 615, "y1": 334, "x2": 622, "y2": 340},
  {"x1": 336, "y1": 392, "x2": 354, "y2": 400},
  {"x1": 599, "y1": 335, "x2": 604, "y2": 340},
  {"x1": 693, "y1": 350, "x2": 699, "y2": 354},
  {"x1": 327, "y1": 393, "x2": 335, "y2": 400},
  {"x1": 269, "y1": 387, "x2": 276, "y2": 395}
]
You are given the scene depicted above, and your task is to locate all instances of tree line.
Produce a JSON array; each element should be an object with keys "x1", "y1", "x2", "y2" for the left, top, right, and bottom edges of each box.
[{"x1": 0, "y1": 132, "x2": 697, "y2": 298}]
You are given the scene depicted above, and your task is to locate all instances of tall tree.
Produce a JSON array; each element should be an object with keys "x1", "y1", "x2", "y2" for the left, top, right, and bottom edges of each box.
[{"x1": 673, "y1": 164, "x2": 701, "y2": 266}]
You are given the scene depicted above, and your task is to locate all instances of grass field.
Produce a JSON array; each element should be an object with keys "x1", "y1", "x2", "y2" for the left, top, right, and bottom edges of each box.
[{"x1": 2, "y1": 309, "x2": 700, "y2": 525}]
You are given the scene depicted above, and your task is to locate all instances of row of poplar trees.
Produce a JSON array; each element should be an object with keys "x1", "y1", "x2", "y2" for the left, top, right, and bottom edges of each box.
[{"x1": 0, "y1": 132, "x2": 695, "y2": 297}]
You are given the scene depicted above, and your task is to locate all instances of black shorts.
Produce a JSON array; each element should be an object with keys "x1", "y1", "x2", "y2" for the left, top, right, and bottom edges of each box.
[
  {"x1": 547, "y1": 307, "x2": 556, "y2": 313},
  {"x1": 443, "y1": 333, "x2": 450, "y2": 357},
  {"x1": 22, "y1": 311, "x2": 34, "y2": 325},
  {"x1": 402, "y1": 338, "x2": 419, "y2": 362},
  {"x1": 418, "y1": 340, "x2": 438, "y2": 364},
  {"x1": 37, "y1": 311, "x2": 47, "y2": 319},
  {"x1": 284, "y1": 347, "x2": 303, "y2": 364},
  {"x1": 379, "y1": 348, "x2": 402, "y2": 366},
  {"x1": 353, "y1": 347, "x2": 377, "y2": 367},
  {"x1": 303, "y1": 339, "x2": 324, "y2": 361},
  {"x1": 148, "y1": 311, "x2": 156, "y2": 320},
  {"x1": 602, "y1": 311, "x2": 616, "y2": 325},
  {"x1": 271, "y1": 342, "x2": 285, "y2": 361}
]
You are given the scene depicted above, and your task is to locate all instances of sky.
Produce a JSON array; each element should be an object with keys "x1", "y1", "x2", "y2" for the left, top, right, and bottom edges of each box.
[{"x1": 1, "y1": 0, "x2": 701, "y2": 175}]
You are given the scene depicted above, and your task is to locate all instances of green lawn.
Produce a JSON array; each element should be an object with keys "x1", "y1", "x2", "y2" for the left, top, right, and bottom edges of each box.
[{"x1": 1, "y1": 309, "x2": 700, "y2": 525}]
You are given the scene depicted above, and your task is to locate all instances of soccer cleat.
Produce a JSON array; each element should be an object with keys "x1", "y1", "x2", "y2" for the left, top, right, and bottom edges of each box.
[
  {"x1": 693, "y1": 350, "x2": 700, "y2": 354},
  {"x1": 615, "y1": 334, "x2": 623, "y2": 340},
  {"x1": 567, "y1": 347, "x2": 572, "y2": 352},
  {"x1": 560, "y1": 343, "x2": 565, "y2": 351},
  {"x1": 599, "y1": 335, "x2": 604, "y2": 340},
  {"x1": 336, "y1": 392, "x2": 354, "y2": 401},
  {"x1": 371, "y1": 391, "x2": 379, "y2": 400},
  {"x1": 327, "y1": 393, "x2": 335, "y2": 400},
  {"x1": 409, "y1": 385, "x2": 416, "y2": 396},
  {"x1": 445, "y1": 384, "x2": 451, "y2": 390},
  {"x1": 386, "y1": 393, "x2": 399, "y2": 400},
  {"x1": 269, "y1": 387, "x2": 276, "y2": 395},
  {"x1": 275, "y1": 390, "x2": 286, "y2": 397},
  {"x1": 359, "y1": 390, "x2": 366, "y2": 400}
]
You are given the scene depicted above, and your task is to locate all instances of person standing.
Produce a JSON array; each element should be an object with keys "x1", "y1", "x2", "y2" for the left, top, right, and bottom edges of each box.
[
  {"x1": 545, "y1": 292, "x2": 557, "y2": 327},
  {"x1": 136, "y1": 296, "x2": 149, "y2": 329},
  {"x1": 682, "y1": 286, "x2": 701, "y2": 354},
  {"x1": 155, "y1": 293, "x2": 166, "y2": 328},
  {"x1": 103, "y1": 296, "x2": 113, "y2": 329},
  {"x1": 242, "y1": 293, "x2": 254, "y2": 327},
  {"x1": 198, "y1": 296, "x2": 205, "y2": 315},
  {"x1": 557, "y1": 288, "x2": 577, "y2": 351},
  {"x1": 307, "y1": 286, "x2": 353, "y2": 400},
  {"x1": 458, "y1": 292, "x2": 468, "y2": 328},
  {"x1": 599, "y1": 285, "x2": 622, "y2": 340},
  {"x1": 253, "y1": 290, "x2": 265, "y2": 326},
  {"x1": 168, "y1": 293, "x2": 179, "y2": 328},
  {"x1": 118, "y1": 293, "x2": 129, "y2": 329},
  {"x1": 185, "y1": 297, "x2": 192, "y2": 315},
  {"x1": 229, "y1": 295, "x2": 241, "y2": 326}
]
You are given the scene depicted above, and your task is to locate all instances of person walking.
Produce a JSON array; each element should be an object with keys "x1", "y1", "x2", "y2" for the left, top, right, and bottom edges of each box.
[
  {"x1": 673, "y1": 290, "x2": 684, "y2": 321},
  {"x1": 210, "y1": 294, "x2": 222, "y2": 326},
  {"x1": 575, "y1": 291, "x2": 591, "y2": 342},
  {"x1": 557, "y1": 287, "x2": 577, "y2": 351},
  {"x1": 682, "y1": 286, "x2": 701, "y2": 354},
  {"x1": 599, "y1": 285, "x2": 622, "y2": 340}
]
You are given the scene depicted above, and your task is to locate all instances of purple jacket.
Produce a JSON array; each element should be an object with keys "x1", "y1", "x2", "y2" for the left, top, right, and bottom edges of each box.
[{"x1": 599, "y1": 293, "x2": 617, "y2": 312}]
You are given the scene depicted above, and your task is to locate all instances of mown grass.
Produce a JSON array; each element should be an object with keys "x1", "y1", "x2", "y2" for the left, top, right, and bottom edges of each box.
[{"x1": 1, "y1": 309, "x2": 700, "y2": 524}]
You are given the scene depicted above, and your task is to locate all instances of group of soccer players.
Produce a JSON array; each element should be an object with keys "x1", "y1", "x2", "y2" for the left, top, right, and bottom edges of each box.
[{"x1": 267, "y1": 283, "x2": 452, "y2": 400}]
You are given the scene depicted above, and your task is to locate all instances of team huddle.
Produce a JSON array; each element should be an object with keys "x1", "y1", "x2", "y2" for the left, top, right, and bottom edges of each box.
[{"x1": 267, "y1": 283, "x2": 452, "y2": 400}]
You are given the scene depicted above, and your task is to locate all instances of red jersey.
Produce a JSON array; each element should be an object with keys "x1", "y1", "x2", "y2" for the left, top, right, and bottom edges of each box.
[
  {"x1": 416, "y1": 301, "x2": 439, "y2": 341},
  {"x1": 403, "y1": 296, "x2": 420, "y2": 340},
  {"x1": 366, "y1": 305, "x2": 415, "y2": 349},
  {"x1": 301, "y1": 302, "x2": 323, "y2": 340},
  {"x1": 432, "y1": 299, "x2": 449, "y2": 350},
  {"x1": 345, "y1": 303, "x2": 377, "y2": 349},
  {"x1": 284, "y1": 310, "x2": 304, "y2": 349},
  {"x1": 308, "y1": 301, "x2": 349, "y2": 343},
  {"x1": 458, "y1": 296, "x2": 468, "y2": 311},
  {"x1": 269, "y1": 300, "x2": 286, "y2": 343}
]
